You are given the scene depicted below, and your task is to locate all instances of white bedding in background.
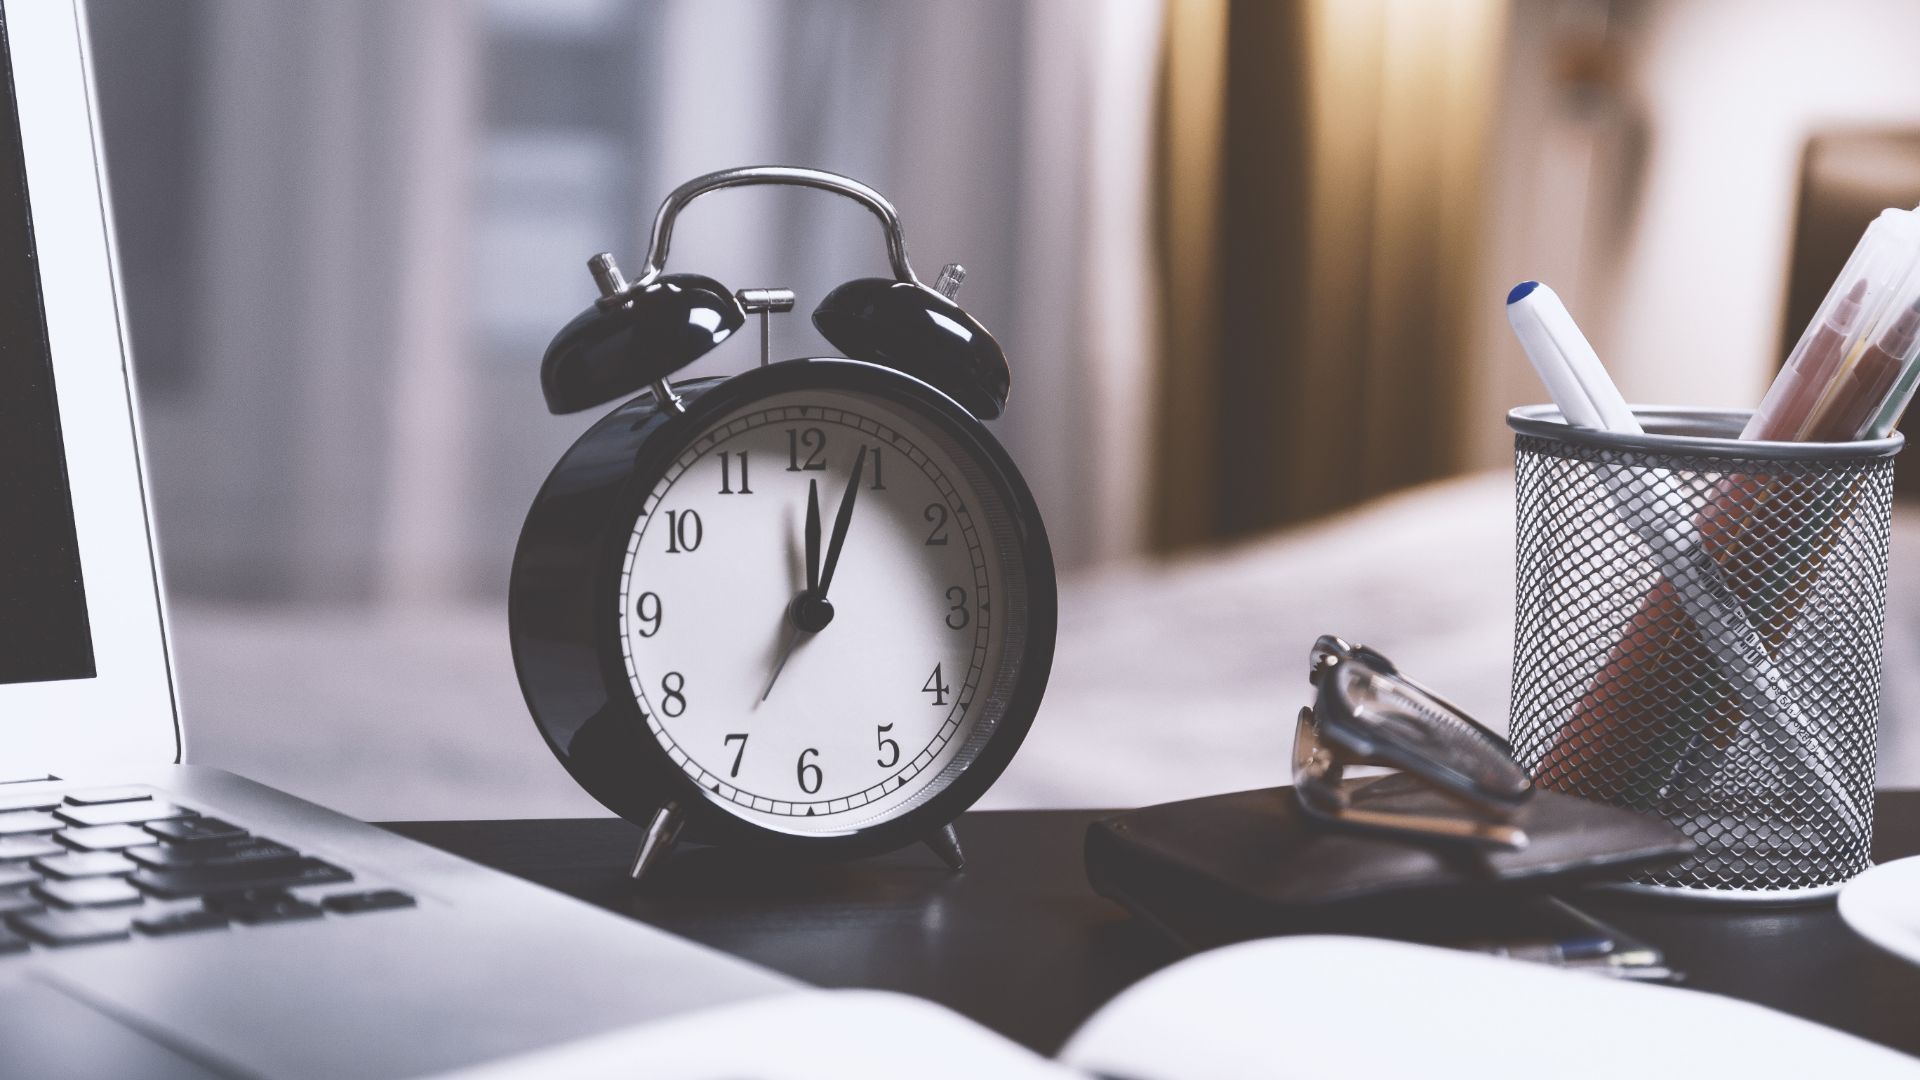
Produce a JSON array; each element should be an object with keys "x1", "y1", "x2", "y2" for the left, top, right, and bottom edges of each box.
[{"x1": 169, "y1": 471, "x2": 1920, "y2": 821}]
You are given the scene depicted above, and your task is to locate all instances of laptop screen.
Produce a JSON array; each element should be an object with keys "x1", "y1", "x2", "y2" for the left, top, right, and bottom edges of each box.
[{"x1": 0, "y1": 15, "x2": 95, "y2": 687}]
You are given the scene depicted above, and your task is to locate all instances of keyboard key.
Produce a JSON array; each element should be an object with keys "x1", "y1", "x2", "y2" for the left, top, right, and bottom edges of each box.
[
  {"x1": 0, "y1": 812, "x2": 59, "y2": 836},
  {"x1": 56, "y1": 825, "x2": 156, "y2": 851},
  {"x1": 144, "y1": 817, "x2": 246, "y2": 845},
  {"x1": 33, "y1": 851, "x2": 136, "y2": 880},
  {"x1": 232, "y1": 898, "x2": 323, "y2": 926},
  {"x1": 322, "y1": 889, "x2": 416, "y2": 915},
  {"x1": 37, "y1": 877, "x2": 143, "y2": 908},
  {"x1": 0, "y1": 792, "x2": 60, "y2": 814},
  {"x1": 0, "y1": 865, "x2": 38, "y2": 891},
  {"x1": 10, "y1": 909, "x2": 133, "y2": 947},
  {"x1": 0, "y1": 836, "x2": 64, "y2": 861},
  {"x1": 62, "y1": 787, "x2": 153, "y2": 806},
  {"x1": 132, "y1": 858, "x2": 350, "y2": 900},
  {"x1": 134, "y1": 910, "x2": 229, "y2": 938},
  {"x1": 125, "y1": 838, "x2": 300, "y2": 872},
  {"x1": 0, "y1": 924, "x2": 25, "y2": 954},
  {"x1": 0, "y1": 888, "x2": 44, "y2": 918},
  {"x1": 55, "y1": 801, "x2": 189, "y2": 828}
]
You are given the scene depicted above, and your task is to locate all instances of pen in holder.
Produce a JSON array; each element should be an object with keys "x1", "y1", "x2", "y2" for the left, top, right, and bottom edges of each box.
[{"x1": 1506, "y1": 405, "x2": 1900, "y2": 901}]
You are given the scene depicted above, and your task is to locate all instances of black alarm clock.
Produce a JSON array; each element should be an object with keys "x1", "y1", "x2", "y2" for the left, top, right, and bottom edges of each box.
[{"x1": 509, "y1": 166, "x2": 1056, "y2": 882}]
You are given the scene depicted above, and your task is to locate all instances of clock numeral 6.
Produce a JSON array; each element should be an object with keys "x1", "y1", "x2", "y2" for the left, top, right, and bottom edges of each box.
[
  {"x1": 945, "y1": 586, "x2": 969, "y2": 630},
  {"x1": 876, "y1": 723, "x2": 900, "y2": 769},
  {"x1": 922, "y1": 663, "x2": 951, "y2": 707},
  {"x1": 786, "y1": 427, "x2": 827, "y2": 472},
  {"x1": 634, "y1": 591, "x2": 662, "y2": 637},
  {"x1": 796, "y1": 748, "x2": 823, "y2": 795},
  {"x1": 717, "y1": 451, "x2": 751, "y2": 495},
  {"x1": 661, "y1": 671, "x2": 687, "y2": 717},
  {"x1": 924, "y1": 503, "x2": 950, "y2": 546},
  {"x1": 723, "y1": 733, "x2": 748, "y2": 778}
]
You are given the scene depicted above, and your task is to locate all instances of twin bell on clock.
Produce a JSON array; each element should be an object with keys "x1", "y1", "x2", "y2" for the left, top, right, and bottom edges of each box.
[{"x1": 509, "y1": 166, "x2": 1058, "y2": 884}]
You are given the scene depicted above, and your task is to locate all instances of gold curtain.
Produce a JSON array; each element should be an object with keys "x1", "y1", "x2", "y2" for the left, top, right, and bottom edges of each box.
[{"x1": 1151, "y1": 0, "x2": 1507, "y2": 551}]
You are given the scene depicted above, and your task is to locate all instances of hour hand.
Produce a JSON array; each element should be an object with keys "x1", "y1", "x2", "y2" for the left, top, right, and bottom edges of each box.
[{"x1": 805, "y1": 478, "x2": 821, "y2": 595}]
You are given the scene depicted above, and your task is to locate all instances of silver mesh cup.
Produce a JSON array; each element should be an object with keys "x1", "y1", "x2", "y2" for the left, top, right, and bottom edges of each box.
[{"x1": 1507, "y1": 405, "x2": 1901, "y2": 901}]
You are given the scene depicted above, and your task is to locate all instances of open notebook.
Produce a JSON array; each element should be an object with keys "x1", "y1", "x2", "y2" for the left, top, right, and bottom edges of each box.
[{"x1": 430, "y1": 935, "x2": 1916, "y2": 1079}]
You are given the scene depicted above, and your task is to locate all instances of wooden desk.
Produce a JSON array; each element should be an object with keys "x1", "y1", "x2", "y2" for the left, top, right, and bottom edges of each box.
[{"x1": 384, "y1": 792, "x2": 1920, "y2": 1057}]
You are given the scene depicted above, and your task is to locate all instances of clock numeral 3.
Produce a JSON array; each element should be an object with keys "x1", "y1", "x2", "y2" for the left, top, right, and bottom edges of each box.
[
  {"x1": 634, "y1": 591, "x2": 663, "y2": 637},
  {"x1": 786, "y1": 428, "x2": 827, "y2": 472},
  {"x1": 723, "y1": 733, "x2": 748, "y2": 778},
  {"x1": 945, "y1": 586, "x2": 969, "y2": 630},
  {"x1": 796, "y1": 748, "x2": 823, "y2": 795},
  {"x1": 922, "y1": 663, "x2": 951, "y2": 707},
  {"x1": 661, "y1": 671, "x2": 687, "y2": 717},
  {"x1": 665, "y1": 509, "x2": 703, "y2": 553},
  {"x1": 876, "y1": 724, "x2": 900, "y2": 769},
  {"x1": 924, "y1": 503, "x2": 950, "y2": 546},
  {"x1": 717, "y1": 451, "x2": 751, "y2": 494}
]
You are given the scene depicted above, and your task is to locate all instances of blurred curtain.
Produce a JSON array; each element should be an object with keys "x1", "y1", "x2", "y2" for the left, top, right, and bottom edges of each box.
[
  {"x1": 1151, "y1": 0, "x2": 1506, "y2": 551},
  {"x1": 91, "y1": 0, "x2": 1166, "y2": 605}
]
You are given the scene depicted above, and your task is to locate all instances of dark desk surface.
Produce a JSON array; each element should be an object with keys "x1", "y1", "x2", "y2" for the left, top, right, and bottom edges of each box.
[{"x1": 384, "y1": 791, "x2": 1920, "y2": 1058}]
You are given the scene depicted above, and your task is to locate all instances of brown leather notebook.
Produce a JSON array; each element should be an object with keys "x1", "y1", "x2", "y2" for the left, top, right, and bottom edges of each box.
[{"x1": 1085, "y1": 784, "x2": 1693, "y2": 952}]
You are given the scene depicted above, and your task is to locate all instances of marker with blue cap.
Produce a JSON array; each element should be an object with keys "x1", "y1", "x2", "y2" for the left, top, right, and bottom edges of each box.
[{"x1": 1505, "y1": 280, "x2": 1641, "y2": 435}]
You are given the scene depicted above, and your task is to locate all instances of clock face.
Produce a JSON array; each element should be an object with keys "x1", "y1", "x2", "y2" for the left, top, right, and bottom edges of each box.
[{"x1": 616, "y1": 386, "x2": 1033, "y2": 836}]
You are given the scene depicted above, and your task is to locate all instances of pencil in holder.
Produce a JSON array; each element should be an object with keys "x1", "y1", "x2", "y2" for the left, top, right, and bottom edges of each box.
[{"x1": 1506, "y1": 405, "x2": 1901, "y2": 901}]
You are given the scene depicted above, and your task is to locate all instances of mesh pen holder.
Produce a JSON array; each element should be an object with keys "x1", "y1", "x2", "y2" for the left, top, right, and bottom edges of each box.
[{"x1": 1507, "y1": 405, "x2": 1901, "y2": 902}]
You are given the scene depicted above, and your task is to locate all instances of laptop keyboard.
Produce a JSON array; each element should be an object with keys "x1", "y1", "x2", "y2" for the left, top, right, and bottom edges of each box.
[{"x1": 0, "y1": 787, "x2": 414, "y2": 957}]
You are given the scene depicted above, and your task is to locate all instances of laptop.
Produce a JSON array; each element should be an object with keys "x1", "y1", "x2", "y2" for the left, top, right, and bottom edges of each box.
[{"x1": 0, "y1": 3, "x2": 793, "y2": 1077}]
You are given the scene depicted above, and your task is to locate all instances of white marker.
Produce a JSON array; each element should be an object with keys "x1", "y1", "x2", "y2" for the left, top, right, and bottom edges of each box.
[{"x1": 1506, "y1": 280, "x2": 1642, "y2": 434}]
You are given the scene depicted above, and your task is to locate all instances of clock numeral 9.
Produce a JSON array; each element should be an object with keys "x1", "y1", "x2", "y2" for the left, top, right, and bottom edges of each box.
[
  {"x1": 922, "y1": 663, "x2": 951, "y2": 707},
  {"x1": 660, "y1": 671, "x2": 687, "y2": 717},
  {"x1": 876, "y1": 723, "x2": 900, "y2": 769},
  {"x1": 717, "y1": 451, "x2": 751, "y2": 495},
  {"x1": 664, "y1": 509, "x2": 702, "y2": 553},
  {"x1": 924, "y1": 503, "x2": 950, "y2": 545},
  {"x1": 945, "y1": 586, "x2": 969, "y2": 630},
  {"x1": 796, "y1": 748, "x2": 823, "y2": 795},
  {"x1": 786, "y1": 427, "x2": 827, "y2": 472},
  {"x1": 723, "y1": 733, "x2": 748, "y2": 778},
  {"x1": 634, "y1": 591, "x2": 662, "y2": 637}
]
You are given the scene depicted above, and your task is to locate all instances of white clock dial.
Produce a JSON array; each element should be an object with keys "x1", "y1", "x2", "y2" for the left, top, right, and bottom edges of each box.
[{"x1": 618, "y1": 388, "x2": 1015, "y2": 835}]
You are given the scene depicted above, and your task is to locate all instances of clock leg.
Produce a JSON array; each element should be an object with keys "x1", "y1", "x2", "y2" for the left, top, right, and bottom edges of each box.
[
  {"x1": 924, "y1": 823, "x2": 965, "y2": 872},
  {"x1": 629, "y1": 802, "x2": 684, "y2": 883}
]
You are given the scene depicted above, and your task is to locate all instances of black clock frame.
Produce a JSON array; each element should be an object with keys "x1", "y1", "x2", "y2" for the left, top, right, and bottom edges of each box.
[{"x1": 509, "y1": 356, "x2": 1057, "y2": 860}]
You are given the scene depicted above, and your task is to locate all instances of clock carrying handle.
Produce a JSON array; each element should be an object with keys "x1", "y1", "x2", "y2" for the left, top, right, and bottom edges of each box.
[{"x1": 625, "y1": 166, "x2": 921, "y2": 294}]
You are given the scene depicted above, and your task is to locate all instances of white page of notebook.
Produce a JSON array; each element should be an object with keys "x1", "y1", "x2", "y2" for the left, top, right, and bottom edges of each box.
[
  {"x1": 427, "y1": 989, "x2": 1075, "y2": 1080},
  {"x1": 1058, "y1": 935, "x2": 1919, "y2": 1080}
]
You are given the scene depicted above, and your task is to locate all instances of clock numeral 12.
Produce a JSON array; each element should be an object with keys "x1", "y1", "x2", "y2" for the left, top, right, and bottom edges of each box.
[
  {"x1": 665, "y1": 509, "x2": 703, "y2": 553},
  {"x1": 922, "y1": 663, "x2": 950, "y2": 707},
  {"x1": 717, "y1": 451, "x2": 751, "y2": 494},
  {"x1": 786, "y1": 428, "x2": 827, "y2": 471}
]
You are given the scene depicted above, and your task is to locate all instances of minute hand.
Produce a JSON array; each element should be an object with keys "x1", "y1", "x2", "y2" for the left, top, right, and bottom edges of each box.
[{"x1": 816, "y1": 446, "x2": 867, "y2": 598}]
